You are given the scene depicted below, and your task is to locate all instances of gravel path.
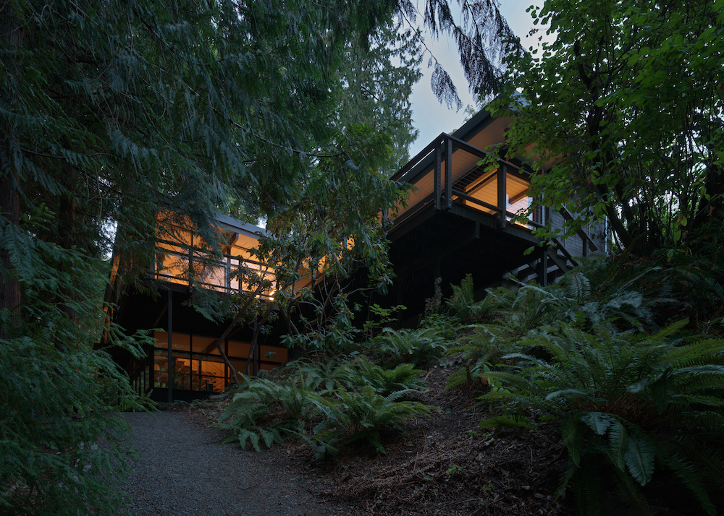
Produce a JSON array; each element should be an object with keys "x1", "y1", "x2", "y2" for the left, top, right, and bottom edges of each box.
[{"x1": 120, "y1": 411, "x2": 350, "y2": 516}]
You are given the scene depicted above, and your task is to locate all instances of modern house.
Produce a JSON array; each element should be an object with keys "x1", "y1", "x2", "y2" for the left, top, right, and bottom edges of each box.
[
  {"x1": 107, "y1": 211, "x2": 289, "y2": 404},
  {"x1": 108, "y1": 107, "x2": 607, "y2": 403},
  {"x1": 383, "y1": 107, "x2": 607, "y2": 313}
]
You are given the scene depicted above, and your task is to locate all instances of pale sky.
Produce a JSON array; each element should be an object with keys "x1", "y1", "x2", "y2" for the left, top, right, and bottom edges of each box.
[{"x1": 408, "y1": 0, "x2": 543, "y2": 156}]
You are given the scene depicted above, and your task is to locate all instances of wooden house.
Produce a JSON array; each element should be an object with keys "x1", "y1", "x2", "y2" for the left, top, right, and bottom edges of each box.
[{"x1": 108, "y1": 211, "x2": 289, "y2": 404}]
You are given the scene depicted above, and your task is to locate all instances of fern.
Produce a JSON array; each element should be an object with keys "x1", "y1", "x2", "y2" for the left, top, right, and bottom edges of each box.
[
  {"x1": 376, "y1": 327, "x2": 448, "y2": 367},
  {"x1": 311, "y1": 385, "x2": 434, "y2": 453},
  {"x1": 478, "y1": 321, "x2": 724, "y2": 515},
  {"x1": 218, "y1": 372, "x2": 314, "y2": 450},
  {"x1": 341, "y1": 355, "x2": 425, "y2": 396}
]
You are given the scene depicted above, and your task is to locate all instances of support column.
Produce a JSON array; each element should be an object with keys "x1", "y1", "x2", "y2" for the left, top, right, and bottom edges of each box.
[
  {"x1": 497, "y1": 164, "x2": 507, "y2": 229},
  {"x1": 434, "y1": 143, "x2": 441, "y2": 210},
  {"x1": 167, "y1": 289, "x2": 173, "y2": 406},
  {"x1": 445, "y1": 137, "x2": 453, "y2": 210},
  {"x1": 252, "y1": 318, "x2": 259, "y2": 376},
  {"x1": 538, "y1": 251, "x2": 549, "y2": 287}
]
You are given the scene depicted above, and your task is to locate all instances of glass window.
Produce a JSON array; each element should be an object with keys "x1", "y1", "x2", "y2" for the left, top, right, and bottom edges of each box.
[
  {"x1": 153, "y1": 350, "x2": 169, "y2": 388},
  {"x1": 154, "y1": 331, "x2": 191, "y2": 352},
  {"x1": 195, "y1": 357, "x2": 226, "y2": 393}
]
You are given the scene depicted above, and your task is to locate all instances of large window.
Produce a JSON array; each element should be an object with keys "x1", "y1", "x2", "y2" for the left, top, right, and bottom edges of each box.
[{"x1": 152, "y1": 331, "x2": 287, "y2": 393}]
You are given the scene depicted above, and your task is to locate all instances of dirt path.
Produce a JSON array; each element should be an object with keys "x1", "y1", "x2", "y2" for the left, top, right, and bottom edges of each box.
[{"x1": 120, "y1": 411, "x2": 354, "y2": 516}]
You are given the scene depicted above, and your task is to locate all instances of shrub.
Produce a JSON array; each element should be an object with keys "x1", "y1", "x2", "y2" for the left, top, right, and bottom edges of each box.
[
  {"x1": 444, "y1": 273, "x2": 504, "y2": 323},
  {"x1": 446, "y1": 322, "x2": 517, "y2": 389},
  {"x1": 311, "y1": 386, "x2": 434, "y2": 454},
  {"x1": 218, "y1": 371, "x2": 315, "y2": 451},
  {"x1": 341, "y1": 355, "x2": 425, "y2": 396},
  {"x1": 376, "y1": 327, "x2": 448, "y2": 367},
  {"x1": 479, "y1": 320, "x2": 724, "y2": 516}
]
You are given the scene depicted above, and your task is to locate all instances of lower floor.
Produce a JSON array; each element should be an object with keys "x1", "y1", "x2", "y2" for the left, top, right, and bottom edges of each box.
[
  {"x1": 109, "y1": 282, "x2": 290, "y2": 403},
  {"x1": 127, "y1": 330, "x2": 288, "y2": 402}
]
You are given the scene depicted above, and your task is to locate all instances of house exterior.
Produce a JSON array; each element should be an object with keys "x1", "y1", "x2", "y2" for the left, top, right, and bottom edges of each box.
[
  {"x1": 108, "y1": 107, "x2": 608, "y2": 402},
  {"x1": 107, "y1": 212, "x2": 289, "y2": 404},
  {"x1": 382, "y1": 107, "x2": 608, "y2": 313}
]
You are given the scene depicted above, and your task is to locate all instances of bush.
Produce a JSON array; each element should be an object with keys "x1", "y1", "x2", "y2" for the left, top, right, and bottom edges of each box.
[
  {"x1": 376, "y1": 327, "x2": 448, "y2": 367},
  {"x1": 218, "y1": 360, "x2": 434, "y2": 455},
  {"x1": 311, "y1": 386, "x2": 434, "y2": 454},
  {"x1": 479, "y1": 320, "x2": 724, "y2": 516},
  {"x1": 341, "y1": 355, "x2": 425, "y2": 396},
  {"x1": 218, "y1": 371, "x2": 315, "y2": 451}
]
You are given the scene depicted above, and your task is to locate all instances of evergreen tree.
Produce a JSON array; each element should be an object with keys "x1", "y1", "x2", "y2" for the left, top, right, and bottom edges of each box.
[
  {"x1": 0, "y1": 0, "x2": 399, "y2": 512},
  {"x1": 0, "y1": 0, "x2": 519, "y2": 511},
  {"x1": 336, "y1": 20, "x2": 423, "y2": 175}
]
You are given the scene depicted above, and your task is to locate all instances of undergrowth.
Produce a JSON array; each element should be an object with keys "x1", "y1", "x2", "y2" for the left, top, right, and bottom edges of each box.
[{"x1": 217, "y1": 253, "x2": 724, "y2": 515}]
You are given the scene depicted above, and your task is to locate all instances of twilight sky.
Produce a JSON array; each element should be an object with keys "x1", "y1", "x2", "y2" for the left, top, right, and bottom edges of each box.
[{"x1": 408, "y1": 0, "x2": 544, "y2": 156}]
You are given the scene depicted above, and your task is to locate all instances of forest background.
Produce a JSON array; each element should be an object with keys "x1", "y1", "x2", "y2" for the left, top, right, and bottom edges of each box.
[{"x1": 1, "y1": 0, "x2": 723, "y2": 514}]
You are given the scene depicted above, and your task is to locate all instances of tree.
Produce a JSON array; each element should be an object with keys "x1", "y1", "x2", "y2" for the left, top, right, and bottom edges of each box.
[
  {"x1": 0, "y1": 0, "x2": 522, "y2": 511},
  {"x1": 1, "y1": 0, "x2": 402, "y2": 512},
  {"x1": 489, "y1": 0, "x2": 724, "y2": 255},
  {"x1": 419, "y1": 0, "x2": 520, "y2": 109},
  {"x1": 336, "y1": 20, "x2": 423, "y2": 175}
]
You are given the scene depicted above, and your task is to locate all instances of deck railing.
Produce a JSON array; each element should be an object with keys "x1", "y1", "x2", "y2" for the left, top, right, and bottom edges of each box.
[
  {"x1": 154, "y1": 239, "x2": 276, "y2": 299},
  {"x1": 391, "y1": 132, "x2": 597, "y2": 256}
]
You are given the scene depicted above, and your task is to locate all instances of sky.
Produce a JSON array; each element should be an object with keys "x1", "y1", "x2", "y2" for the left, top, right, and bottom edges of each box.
[{"x1": 407, "y1": 0, "x2": 542, "y2": 156}]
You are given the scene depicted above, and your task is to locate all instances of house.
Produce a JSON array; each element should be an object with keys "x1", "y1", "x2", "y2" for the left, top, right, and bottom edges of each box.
[
  {"x1": 382, "y1": 107, "x2": 607, "y2": 313},
  {"x1": 107, "y1": 211, "x2": 290, "y2": 404},
  {"x1": 108, "y1": 107, "x2": 607, "y2": 403}
]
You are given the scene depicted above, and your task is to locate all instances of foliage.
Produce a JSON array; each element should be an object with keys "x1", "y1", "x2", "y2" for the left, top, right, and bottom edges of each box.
[
  {"x1": 491, "y1": 0, "x2": 724, "y2": 255},
  {"x1": 218, "y1": 356, "x2": 432, "y2": 454},
  {"x1": 1, "y1": 0, "x2": 423, "y2": 508},
  {"x1": 248, "y1": 123, "x2": 410, "y2": 362},
  {"x1": 446, "y1": 322, "x2": 517, "y2": 389},
  {"x1": 341, "y1": 355, "x2": 426, "y2": 396},
  {"x1": 445, "y1": 273, "x2": 498, "y2": 322},
  {"x1": 376, "y1": 327, "x2": 448, "y2": 367},
  {"x1": 0, "y1": 232, "x2": 150, "y2": 514},
  {"x1": 361, "y1": 303, "x2": 408, "y2": 340},
  {"x1": 479, "y1": 321, "x2": 724, "y2": 515},
  {"x1": 419, "y1": 0, "x2": 520, "y2": 108},
  {"x1": 311, "y1": 386, "x2": 434, "y2": 454},
  {"x1": 217, "y1": 371, "x2": 317, "y2": 451},
  {"x1": 337, "y1": 20, "x2": 423, "y2": 175}
]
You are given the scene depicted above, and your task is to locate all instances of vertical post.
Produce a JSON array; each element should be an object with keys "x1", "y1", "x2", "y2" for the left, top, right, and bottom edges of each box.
[
  {"x1": 252, "y1": 318, "x2": 259, "y2": 376},
  {"x1": 188, "y1": 245, "x2": 193, "y2": 288},
  {"x1": 539, "y1": 251, "x2": 549, "y2": 287},
  {"x1": 497, "y1": 163, "x2": 507, "y2": 229},
  {"x1": 434, "y1": 143, "x2": 441, "y2": 210},
  {"x1": 445, "y1": 136, "x2": 453, "y2": 210},
  {"x1": 167, "y1": 288, "x2": 173, "y2": 406},
  {"x1": 189, "y1": 332, "x2": 194, "y2": 390},
  {"x1": 226, "y1": 255, "x2": 231, "y2": 292}
]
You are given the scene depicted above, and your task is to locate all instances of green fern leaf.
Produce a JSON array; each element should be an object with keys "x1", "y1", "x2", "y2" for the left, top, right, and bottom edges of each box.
[
  {"x1": 624, "y1": 430, "x2": 656, "y2": 485},
  {"x1": 580, "y1": 412, "x2": 614, "y2": 435}
]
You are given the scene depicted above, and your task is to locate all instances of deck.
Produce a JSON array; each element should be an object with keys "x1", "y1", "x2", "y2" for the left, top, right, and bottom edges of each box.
[{"x1": 384, "y1": 110, "x2": 596, "y2": 313}]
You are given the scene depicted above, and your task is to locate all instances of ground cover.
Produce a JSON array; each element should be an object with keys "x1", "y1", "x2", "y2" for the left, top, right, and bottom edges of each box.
[{"x1": 181, "y1": 256, "x2": 724, "y2": 516}]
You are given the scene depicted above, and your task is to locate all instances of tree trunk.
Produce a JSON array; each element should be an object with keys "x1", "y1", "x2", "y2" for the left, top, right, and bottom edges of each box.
[
  {"x1": 0, "y1": 4, "x2": 23, "y2": 340},
  {"x1": 0, "y1": 173, "x2": 20, "y2": 340}
]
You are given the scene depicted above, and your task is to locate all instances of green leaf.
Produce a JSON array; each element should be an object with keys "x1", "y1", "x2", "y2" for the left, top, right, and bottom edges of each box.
[
  {"x1": 624, "y1": 431, "x2": 656, "y2": 485},
  {"x1": 580, "y1": 412, "x2": 614, "y2": 435}
]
